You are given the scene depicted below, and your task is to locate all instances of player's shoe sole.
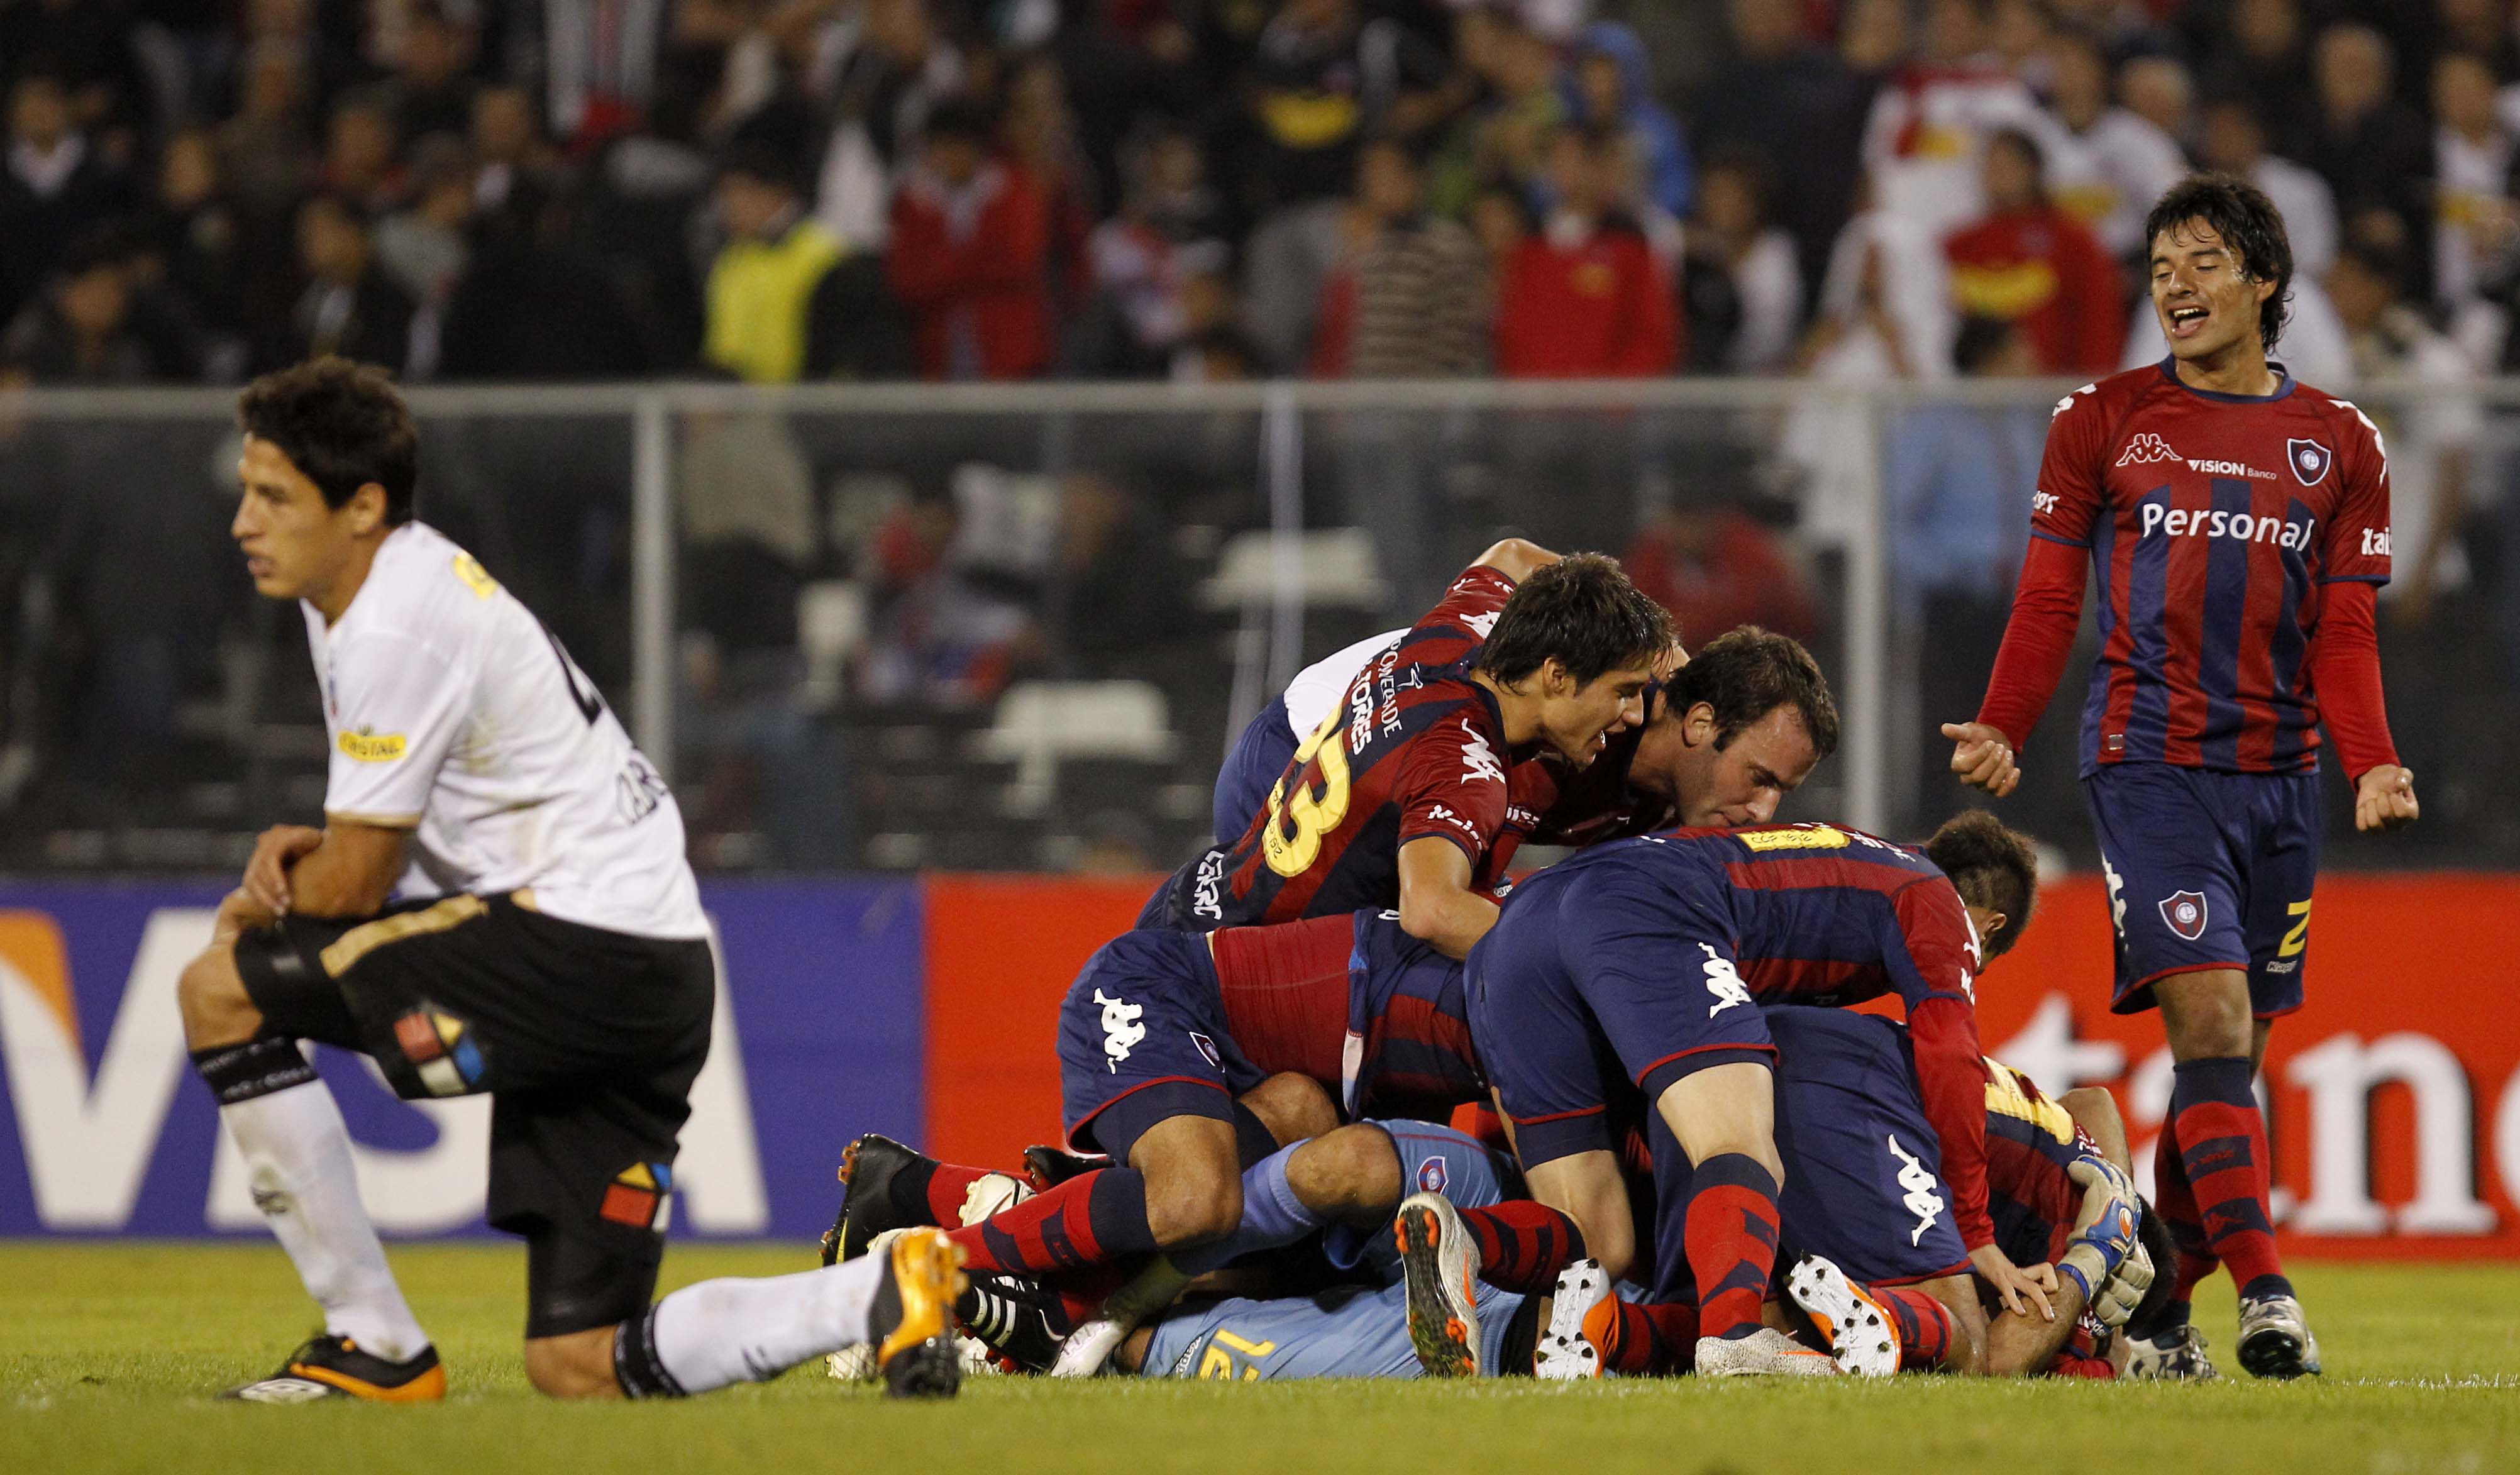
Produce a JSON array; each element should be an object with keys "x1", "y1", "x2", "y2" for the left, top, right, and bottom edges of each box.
[
  {"x1": 1532, "y1": 1259, "x2": 1610, "y2": 1381},
  {"x1": 1395, "y1": 1192, "x2": 1482, "y2": 1378},
  {"x1": 1694, "y1": 1327, "x2": 1839, "y2": 1378},
  {"x1": 2124, "y1": 1323, "x2": 2221, "y2": 1381},
  {"x1": 821, "y1": 1133, "x2": 934, "y2": 1267},
  {"x1": 2236, "y1": 1294, "x2": 2323, "y2": 1380},
  {"x1": 869, "y1": 1227, "x2": 967, "y2": 1400},
  {"x1": 223, "y1": 1335, "x2": 445, "y2": 1403},
  {"x1": 1783, "y1": 1254, "x2": 1901, "y2": 1377}
]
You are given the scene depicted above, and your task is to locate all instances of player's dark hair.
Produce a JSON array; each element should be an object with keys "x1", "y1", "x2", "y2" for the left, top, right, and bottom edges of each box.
[
  {"x1": 1662, "y1": 626, "x2": 1838, "y2": 760},
  {"x1": 1924, "y1": 809, "x2": 2038, "y2": 959},
  {"x1": 2129, "y1": 1196, "x2": 2180, "y2": 1335},
  {"x1": 1473, "y1": 553, "x2": 1671, "y2": 688},
  {"x1": 237, "y1": 356, "x2": 419, "y2": 524},
  {"x1": 2143, "y1": 172, "x2": 2293, "y2": 349}
]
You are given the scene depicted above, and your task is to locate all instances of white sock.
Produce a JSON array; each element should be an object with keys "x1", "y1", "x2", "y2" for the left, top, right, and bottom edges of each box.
[
  {"x1": 647, "y1": 1255, "x2": 885, "y2": 1393},
  {"x1": 221, "y1": 1081, "x2": 431, "y2": 1362}
]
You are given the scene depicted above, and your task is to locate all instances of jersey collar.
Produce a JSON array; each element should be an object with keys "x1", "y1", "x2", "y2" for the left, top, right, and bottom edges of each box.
[{"x1": 2157, "y1": 355, "x2": 2297, "y2": 403}]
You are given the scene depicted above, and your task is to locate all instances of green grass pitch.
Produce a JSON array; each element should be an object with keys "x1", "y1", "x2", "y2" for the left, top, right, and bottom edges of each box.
[{"x1": 5, "y1": 1245, "x2": 2519, "y2": 1474}]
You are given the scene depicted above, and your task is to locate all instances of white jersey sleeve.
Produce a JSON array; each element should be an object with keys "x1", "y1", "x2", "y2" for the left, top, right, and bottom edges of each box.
[{"x1": 321, "y1": 629, "x2": 467, "y2": 826}]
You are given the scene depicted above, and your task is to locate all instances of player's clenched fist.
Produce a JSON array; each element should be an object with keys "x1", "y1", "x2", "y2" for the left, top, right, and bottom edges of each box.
[
  {"x1": 2353, "y1": 765, "x2": 2418, "y2": 833},
  {"x1": 1941, "y1": 722, "x2": 2020, "y2": 797}
]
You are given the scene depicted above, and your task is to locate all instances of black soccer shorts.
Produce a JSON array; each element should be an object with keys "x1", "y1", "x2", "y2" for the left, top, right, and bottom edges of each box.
[{"x1": 233, "y1": 890, "x2": 716, "y2": 1339}]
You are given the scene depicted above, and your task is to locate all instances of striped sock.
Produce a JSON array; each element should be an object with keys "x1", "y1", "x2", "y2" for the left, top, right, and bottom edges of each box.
[
  {"x1": 2144, "y1": 1121, "x2": 2218, "y2": 1331},
  {"x1": 1874, "y1": 1285, "x2": 1955, "y2": 1369},
  {"x1": 892, "y1": 1156, "x2": 993, "y2": 1227},
  {"x1": 1454, "y1": 1202, "x2": 1588, "y2": 1293},
  {"x1": 1686, "y1": 1154, "x2": 1782, "y2": 1342},
  {"x1": 1589, "y1": 1297, "x2": 1699, "y2": 1375},
  {"x1": 2172, "y1": 1058, "x2": 2292, "y2": 1302},
  {"x1": 945, "y1": 1168, "x2": 1155, "y2": 1277}
]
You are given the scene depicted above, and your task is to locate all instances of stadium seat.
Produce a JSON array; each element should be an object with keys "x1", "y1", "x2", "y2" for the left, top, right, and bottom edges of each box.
[
  {"x1": 969, "y1": 680, "x2": 1181, "y2": 813},
  {"x1": 1201, "y1": 529, "x2": 1391, "y2": 734}
]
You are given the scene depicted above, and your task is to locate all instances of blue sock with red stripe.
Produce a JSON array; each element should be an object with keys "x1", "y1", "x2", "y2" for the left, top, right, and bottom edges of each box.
[
  {"x1": 2170, "y1": 1058, "x2": 2291, "y2": 1302},
  {"x1": 1686, "y1": 1154, "x2": 1782, "y2": 1342},
  {"x1": 1455, "y1": 1202, "x2": 1587, "y2": 1293},
  {"x1": 945, "y1": 1168, "x2": 1156, "y2": 1277}
]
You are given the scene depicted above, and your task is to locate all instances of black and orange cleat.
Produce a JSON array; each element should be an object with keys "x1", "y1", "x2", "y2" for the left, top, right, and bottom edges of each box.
[
  {"x1": 870, "y1": 1227, "x2": 968, "y2": 1400},
  {"x1": 223, "y1": 1335, "x2": 446, "y2": 1403},
  {"x1": 1395, "y1": 1191, "x2": 1483, "y2": 1378},
  {"x1": 822, "y1": 1133, "x2": 932, "y2": 1267}
]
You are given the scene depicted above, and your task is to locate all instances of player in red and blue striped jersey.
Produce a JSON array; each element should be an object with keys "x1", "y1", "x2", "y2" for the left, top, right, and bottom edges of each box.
[
  {"x1": 1466, "y1": 810, "x2": 2049, "y2": 1375},
  {"x1": 1146, "y1": 546, "x2": 1671, "y2": 960},
  {"x1": 1945, "y1": 174, "x2": 2419, "y2": 1381}
]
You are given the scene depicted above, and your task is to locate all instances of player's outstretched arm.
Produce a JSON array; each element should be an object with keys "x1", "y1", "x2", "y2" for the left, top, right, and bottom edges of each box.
[
  {"x1": 1396, "y1": 837, "x2": 1502, "y2": 960},
  {"x1": 1469, "y1": 538, "x2": 1559, "y2": 585}
]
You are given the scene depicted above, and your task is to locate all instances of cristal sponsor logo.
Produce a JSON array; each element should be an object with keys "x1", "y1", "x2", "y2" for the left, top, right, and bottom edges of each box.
[
  {"x1": 1460, "y1": 727, "x2": 1505, "y2": 787},
  {"x1": 2184, "y1": 458, "x2": 2275, "y2": 480},
  {"x1": 337, "y1": 729, "x2": 407, "y2": 763},
  {"x1": 2116, "y1": 433, "x2": 2180, "y2": 466},
  {"x1": 1886, "y1": 1134, "x2": 1946, "y2": 1245},
  {"x1": 1738, "y1": 824, "x2": 1849, "y2": 853},
  {"x1": 1699, "y1": 943, "x2": 1752, "y2": 1018},
  {"x1": 2362, "y1": 528, "x2": 2392, "y2": 558},
  {"x1": 2031, "y1": 490, "x2": 2060, "y2": 516},
  {"x1": 1093, "y1": 988, "x2": 1146, "y2": 1072},
  {"x1": 2136, "y1": 502, "x2": 2314, "y2": 551}
]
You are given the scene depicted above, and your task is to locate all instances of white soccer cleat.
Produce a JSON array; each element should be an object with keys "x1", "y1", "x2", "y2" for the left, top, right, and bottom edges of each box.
[
  {"x1": 2236, "y1": 1294, "x2": 2322, "y2": 1381},
  {"x1": 1049, "y1": 1317, "x2": 1129, "y2": 1378},
  {"x1": 1531, "y1": 1259, "x2": 1611, "y2": 1381},
  {"x1": 1784, "y1": 1254, "x2": 1901, "y2": 1377},
  {"x1": 1694, "y1": 1327, "x2": 1840, "y2": 1378},
  {"x1": 2124, "y1": 1323, "x2": 2221, "y2": 1381},
  {"x1": 1395, "y1": 1191, "x2": 1483, "y2": 1378},
  {"x1": 959, "y1": 1172, "x2": 1031, "y2": 1225},
  {"x1": 825, "y1": 1343, "x2": 877, "y2": 1382}
]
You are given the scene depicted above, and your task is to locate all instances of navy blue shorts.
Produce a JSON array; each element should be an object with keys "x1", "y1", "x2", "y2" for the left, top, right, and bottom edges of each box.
[
  {"x1": 1468, "y1": 854, "x2": 1773, "y2": 1169},
  {"x1": 2083, "y1": 763, "x2": 2321, "y2": 1019},
  {"x1": 1058, "y1": 929, "x2": 1266, "y2": 1159},
  {"x1": 1641, "y1": 1010, "x2": 1970, "y2": 1300},
  {"x1": 1213, "y1": 693, "x2": 1299, "y2": 844}
]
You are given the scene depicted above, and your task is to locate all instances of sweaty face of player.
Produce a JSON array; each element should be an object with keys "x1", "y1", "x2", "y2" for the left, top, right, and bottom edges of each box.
[
  {"x1": 1641, "y1": 702, "x2": 1820, "y2": 827},
  {"x1": 1534, "y1": 660, "x2": 1656, "y2": 765},
  {"x1": 2150, "y1": 218, "x2": 2276, "y2": 364},
  {"x1": 232, "y1": 436, "x2": 376, "y2": 607}
]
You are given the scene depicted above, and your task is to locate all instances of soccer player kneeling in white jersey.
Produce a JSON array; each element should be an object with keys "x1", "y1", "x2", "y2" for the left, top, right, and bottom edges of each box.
[{"x1": 177, "y1": 358, "x2": 963, "y2": 1403}]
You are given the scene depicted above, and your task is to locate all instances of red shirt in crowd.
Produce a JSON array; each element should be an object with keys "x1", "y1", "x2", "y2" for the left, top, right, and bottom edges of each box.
[
  {"x1": 1944, "y1": 204, "x2": 2124, "y2": 375},
  {"x1": 1493, "y1": 218, "x2": 1679, "y2": 377},
  {"x1": 887, "y1": 160, "x2": 1055, "y2": 380}
]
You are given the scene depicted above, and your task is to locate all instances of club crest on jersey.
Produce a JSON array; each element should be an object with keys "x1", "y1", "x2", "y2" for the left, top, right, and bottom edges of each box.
[
  {"x1": 1188, "y1": 1031, "x2": 1222, "y2": 1070},
  {"x1": 1417, "y1": 1157, "x2": 1449, "y2": 1194},
  {"x1": 2115, "y1": 432, "x2": 2180, "y2": 467},
  {"x1": 2287, "y1": 438, "x2": 2333, "y2": 487},
  {"x1": 2158, "y1": 890, "x2": 2209, "y2": 941}
]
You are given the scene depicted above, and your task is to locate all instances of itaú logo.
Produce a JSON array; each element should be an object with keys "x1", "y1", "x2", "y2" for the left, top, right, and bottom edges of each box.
[
  {"x1": 0, "y1": 907, "x2": 766, "y2": 1233},
  {"x1": 2137, "y1": 502, "x2": 2314, "y2": 551}
]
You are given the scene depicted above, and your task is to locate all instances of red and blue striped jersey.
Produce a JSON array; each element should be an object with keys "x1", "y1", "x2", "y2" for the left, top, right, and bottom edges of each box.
[
  {"x1": 1208, "y1": 910, "x2": 1483, "y2": 1124},
  {"x1": 1163, "y1": 566, "x2": 1534, "y2": 930},
  {"x1": 2032, "y1": 360, "x2": 2392, "y2": 775},
  {"x1": 1980, "y1": 1056, "x2": 2100, "y2": 1270}
]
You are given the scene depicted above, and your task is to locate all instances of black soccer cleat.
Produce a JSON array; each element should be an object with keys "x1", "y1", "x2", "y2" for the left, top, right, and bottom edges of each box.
[
  {"x1": 822, "y1": 1133, "x2": 934, "y2": 1267},
  {"x1": 1022, "y1": 1143, "x2": 1101, "y2": 1193},
  {"x1": 956, "y1": 1273, "x2": 1065, "y2": 1373},
  {"x1": 223, "y1": 1334, "x2": 446, "y2": 1403},
  {"x1": 868, "y1": 1228, "x2": 968, "y2": 1399}
]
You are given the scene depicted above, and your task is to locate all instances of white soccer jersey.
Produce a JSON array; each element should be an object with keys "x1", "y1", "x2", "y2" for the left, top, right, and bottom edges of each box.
[{"x1": 306, "y1": 521, "x2": 709, "y2": 940}]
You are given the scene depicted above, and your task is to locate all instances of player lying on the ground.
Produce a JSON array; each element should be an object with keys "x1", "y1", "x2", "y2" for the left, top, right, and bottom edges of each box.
[
  {"x1": 179, "y1": 358, "x2": 965, "y2": 1403},
  {"x1": 1945, "y1": 172, "x2": 2420, "y2": 1381},
  {"x1": 1406, "y1": 1008, "x2": 2162, "y2": 1380},
  {"x1": 1471, "y1": 809, "x2": 2044, "y2": 1375},
  {"x1": 1146, "y1": 548, "x2": 1670, "y2": 958}
]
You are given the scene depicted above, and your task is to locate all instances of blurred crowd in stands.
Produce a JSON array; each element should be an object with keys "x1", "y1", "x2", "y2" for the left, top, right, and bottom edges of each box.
[{"x1": 7, "y1": 0, "x2": 2520, "y2": 391}]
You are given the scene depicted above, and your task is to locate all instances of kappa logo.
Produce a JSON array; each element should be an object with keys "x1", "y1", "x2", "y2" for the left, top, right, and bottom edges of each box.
[
  {"x1": 2287, "y1": 438, "x2": 2333, "y2": 487},
  {"x1": 2116, "y1": 432, "x2": 2180, "y2": 467},
  {"x1": 1459, "y1": 728, "x2": 1505, "y2": 787},
  {"x1": 1093, "y1": 989, "x2": 1146, "y2": 1072},
  {"x1": 1886, "y1": 1135, "x2": 1947, "y2": 1246},
  {"x1": 2159, "y1": 890, "x2": 2209, "y2": 942},
  {"x1": 1417, "y1": 1157, "x2": 1449, "y2": 1194},
  {"x1": 1699, "y1": 943, "x2": 1752, "y2": 1018},
  {"x1": 2101, "y1": 854, "x2": 2128, "y2": 937},
  {"x1": 1464, "y1": 610, "x2": 1500, "y2": 640}
]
